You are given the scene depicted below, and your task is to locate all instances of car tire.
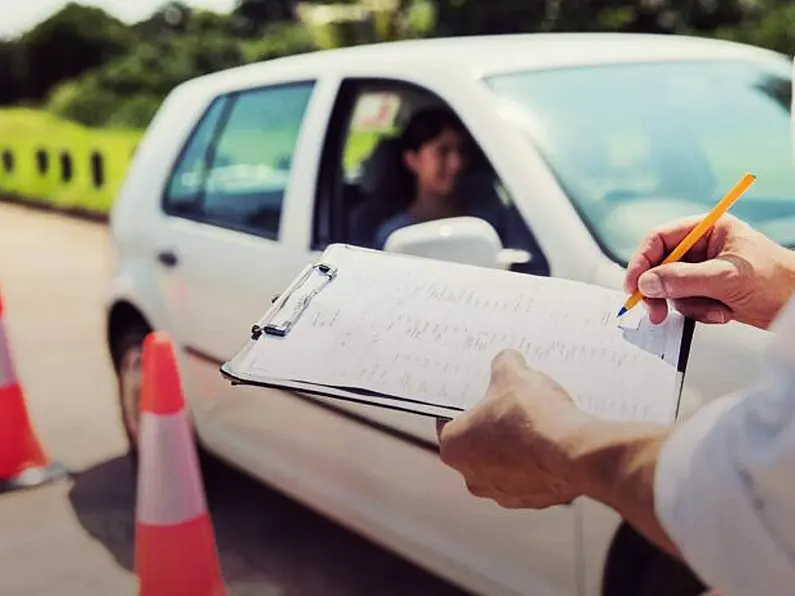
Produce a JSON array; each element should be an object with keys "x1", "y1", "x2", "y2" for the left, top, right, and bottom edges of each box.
[
  {"x1": 603, "y1": 523, "x2": 708, "y2": 596},
  {"x1": 114, "y1": 323, "x2": 148, "y2": 470},
  {"x1": 637, "y1": 552, "x2": 709, "y2": 596},
  {"x1": 112, "y1": 323, "x2": 221, "y2": 486}
]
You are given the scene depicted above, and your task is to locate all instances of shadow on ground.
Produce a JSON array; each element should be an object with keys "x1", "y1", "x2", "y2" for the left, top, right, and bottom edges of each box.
[{"x1": 68, "y1": 455, "x2": 472, "y2": 596}]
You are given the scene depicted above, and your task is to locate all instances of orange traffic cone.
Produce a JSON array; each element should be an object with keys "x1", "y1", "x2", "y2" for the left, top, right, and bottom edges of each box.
[
  {"x1": 134, "y1": 331, "x2": 227, "y2": 596},
  {"x1": 0, "y1": 289, "x2": 67, "y2": 493}
]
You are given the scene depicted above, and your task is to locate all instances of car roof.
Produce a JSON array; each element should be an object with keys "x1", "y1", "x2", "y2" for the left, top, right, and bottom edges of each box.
[{"x1": 177, "y1": 32, "x2": 789, "y2": 98}]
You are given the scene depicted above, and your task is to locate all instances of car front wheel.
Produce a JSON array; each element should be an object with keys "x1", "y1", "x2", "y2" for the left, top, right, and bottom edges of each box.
[
  {"x1": 603, "y1": 523, "x2": 708, "y2": 596},
  {"x1": 112, "y1": 323, "x2": 222, "y2": 485},
  {"x1": 114, "y1": 325, "x2": 149, "y2": 465}
]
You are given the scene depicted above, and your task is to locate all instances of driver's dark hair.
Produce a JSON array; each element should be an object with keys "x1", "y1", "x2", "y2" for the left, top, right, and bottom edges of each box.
[{"x1": 399, "y1": 106, "x2": 466, "y2": 152}]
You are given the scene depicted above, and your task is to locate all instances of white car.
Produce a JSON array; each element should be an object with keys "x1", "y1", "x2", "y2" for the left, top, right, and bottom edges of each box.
[{"x1": 106, "y1": 32, "x2": 795, "y2": 596}]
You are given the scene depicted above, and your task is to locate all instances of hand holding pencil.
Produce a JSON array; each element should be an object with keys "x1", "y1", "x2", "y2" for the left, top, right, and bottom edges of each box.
[{"x1": 622, "y1": 173, "x2": 795, "y2": 331}]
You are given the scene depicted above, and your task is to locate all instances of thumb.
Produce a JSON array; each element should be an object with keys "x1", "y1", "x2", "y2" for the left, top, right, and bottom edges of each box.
[
  {"x1": 637, "y1": 259, "x2": 737, "y2": 301},
  {"x1": 490, "y1": 349, "x2": 528, "y2": 379}
]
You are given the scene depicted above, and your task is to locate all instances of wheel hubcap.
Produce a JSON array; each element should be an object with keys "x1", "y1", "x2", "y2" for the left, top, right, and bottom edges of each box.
[{"x1": 119, "y1": 346, "x2": 142, "y2": 449}]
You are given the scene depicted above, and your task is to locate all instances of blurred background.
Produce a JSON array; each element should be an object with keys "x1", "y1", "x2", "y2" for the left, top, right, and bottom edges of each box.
[{"x1": 1, "y1": 0, "x2": 794, "y2": 216}]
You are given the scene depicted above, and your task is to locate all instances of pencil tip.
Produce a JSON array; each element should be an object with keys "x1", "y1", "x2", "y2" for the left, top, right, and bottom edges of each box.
[{"x1": 617, "y1": 306, "x2": 627, "y2": 318}]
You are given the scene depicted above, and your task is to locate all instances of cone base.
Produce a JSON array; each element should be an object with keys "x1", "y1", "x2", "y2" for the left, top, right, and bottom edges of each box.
[
  {"x1": 136, "y1": 515, "x2": 227, "y2": 596},
  {"x1": 0, "y1": 461, "x2": 69, "y2": 494}
]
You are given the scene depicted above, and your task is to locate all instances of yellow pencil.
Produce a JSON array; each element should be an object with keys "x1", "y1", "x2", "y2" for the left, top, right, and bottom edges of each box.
[{"x1": 617, "y1": 172, "x2": 757, "y2": 317}]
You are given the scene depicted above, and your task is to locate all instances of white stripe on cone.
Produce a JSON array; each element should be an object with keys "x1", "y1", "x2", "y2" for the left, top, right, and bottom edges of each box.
[
  {"x1": 136, "y1": 409, "x2": 208, "y2": 526},
  {"x1": 0, "y1": 319, "x2": 17, "y2": 390}
]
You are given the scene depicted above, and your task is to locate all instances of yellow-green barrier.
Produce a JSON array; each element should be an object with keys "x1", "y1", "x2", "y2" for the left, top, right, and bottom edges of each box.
[{"x1": 0, "y1": 108, "x2": 142, "y2": 217}]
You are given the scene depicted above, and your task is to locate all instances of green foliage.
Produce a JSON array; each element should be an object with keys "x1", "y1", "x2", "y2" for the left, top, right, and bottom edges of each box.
[
  {"x1": 711, "y1": 0, "x2": 795, "y2": 56},
  {"x1": 233, "y1": 0, "x2": 298, "y2": 36},
  {"x1": 0, "y1": 41, "x2": 25, "y2": 105},
  {"x1": 44, "y1": 10, "x2": 257, "y2": 129},
  {"x1": 242, "y1": 22, "x2": 320, "y2": 61},
  {"x1": 1, "y1": 0, "x2": 793, "y2": 133},
  {"x1": 430, "y1": 0, "x2": 546, "y2": 36},
  {"x1": 402, "y1": 0, "x2": 437, "y2": 38},
  {"x1": 14, "y1": 3, "x2": 134, "y2": 101},
  {"x1": 2, "y1": 0, "x2": 794, "y2": 219}
]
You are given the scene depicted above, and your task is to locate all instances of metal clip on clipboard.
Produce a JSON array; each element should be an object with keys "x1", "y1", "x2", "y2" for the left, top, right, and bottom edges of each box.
[{"x1": 250, "y1": 262, "x2": 338, "y2": 340}]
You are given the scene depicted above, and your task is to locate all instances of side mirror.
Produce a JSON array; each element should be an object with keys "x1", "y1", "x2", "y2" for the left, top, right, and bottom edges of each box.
[{"x1": 383, "y1": 216, "x2": 532, "y2": 269}]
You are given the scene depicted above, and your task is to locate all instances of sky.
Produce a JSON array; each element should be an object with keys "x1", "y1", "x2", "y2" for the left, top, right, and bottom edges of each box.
[{"x1": 0, "y1": 0, "x2": 238, "y2": 39}]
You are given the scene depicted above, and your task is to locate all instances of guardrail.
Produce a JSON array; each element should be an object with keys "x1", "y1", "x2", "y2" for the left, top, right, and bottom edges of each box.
[{"x1": 0, "y1": 109, "x2": 142, "y2": 218}]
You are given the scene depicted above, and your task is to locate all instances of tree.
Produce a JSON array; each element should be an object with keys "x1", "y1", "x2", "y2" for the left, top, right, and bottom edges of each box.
[
  {"x1": 16, "y1": 3, "x2": 134, "y2": 101},
  {"x1": 0, "y1": 41, "x2": 25, "y2": 105},
  {"x1": 233, "y1": 0, "x2": 298, "y2": 36}
]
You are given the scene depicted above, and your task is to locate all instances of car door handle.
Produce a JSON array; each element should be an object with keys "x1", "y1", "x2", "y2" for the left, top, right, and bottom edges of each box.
[{"x1": 157, "y1": 250, "x2": 179, "y2": 267}]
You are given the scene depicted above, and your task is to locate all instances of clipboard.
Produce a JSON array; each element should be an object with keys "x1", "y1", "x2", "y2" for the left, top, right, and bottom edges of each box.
[
  {"x1": 221, "y1": 244, "x2": 696, "y2": 423},
  {"x1": 250, "y1": 262, "x2": 338, "y2": 339},
  {"x1": 220, "y1": 246, "x2": 464, "y2": 419}
]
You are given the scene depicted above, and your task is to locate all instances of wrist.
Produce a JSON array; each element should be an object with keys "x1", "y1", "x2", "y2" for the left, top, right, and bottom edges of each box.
[
  {"x1": 565, "y1": 417, "x2": 671, "y2": 508},
  {"x1": 565, "y1": 417, "x2": 682, "y2": 557},
  {"x1": 777, "y1": 246, "x2": 795, "y2": 296}
]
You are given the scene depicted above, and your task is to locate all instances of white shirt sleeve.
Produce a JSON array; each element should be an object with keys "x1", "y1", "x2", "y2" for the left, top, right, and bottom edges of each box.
[{"x1": 654, "y1": 297, "x2": 795, "y2": 596}]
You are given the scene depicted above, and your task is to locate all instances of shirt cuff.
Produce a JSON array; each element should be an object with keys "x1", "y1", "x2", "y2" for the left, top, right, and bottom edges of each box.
[
  {"x1": 652, "y1": 392, "x2": 745, "y2": 584},
  {"x1": 653, "y1": 384, "x2": 795, "y2": 595}
]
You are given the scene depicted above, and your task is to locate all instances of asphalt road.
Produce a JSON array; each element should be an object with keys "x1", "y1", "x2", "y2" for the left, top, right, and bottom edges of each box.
[{"x1": 0, "y1": 201, "x2": 471, "y2": 596}]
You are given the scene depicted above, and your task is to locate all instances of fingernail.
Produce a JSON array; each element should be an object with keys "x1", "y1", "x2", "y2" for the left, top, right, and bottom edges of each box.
[
  {"x1": 705, "y1": 309, "x2": 727, "y2": 324},
  {"x1": 638, "y1": 272, "x2": 664, "y2": 298}
]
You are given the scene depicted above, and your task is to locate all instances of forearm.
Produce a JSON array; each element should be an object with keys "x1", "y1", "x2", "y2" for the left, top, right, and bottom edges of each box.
[{"x1": 568, "y1": 418, "x2": 681, "y2": 557}]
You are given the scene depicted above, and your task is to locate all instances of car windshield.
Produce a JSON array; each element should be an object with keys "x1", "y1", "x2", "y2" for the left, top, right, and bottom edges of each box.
[{"x1": 484, "y1": 59, "x2": 795, "y2": 264}]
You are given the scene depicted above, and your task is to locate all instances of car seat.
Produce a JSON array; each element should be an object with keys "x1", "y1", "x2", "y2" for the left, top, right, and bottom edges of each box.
[{"x1": 347, "y1": 136, "x2": 414, "y2": 248}]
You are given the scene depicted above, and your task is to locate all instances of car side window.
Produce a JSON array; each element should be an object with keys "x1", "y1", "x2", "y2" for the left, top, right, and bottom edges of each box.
[
  {"x1": 164, "y1": 81, "x2": 315, "y2": 239},
  {"x1": 164, "y1": 96, "x2": 230, "y2": 214}
]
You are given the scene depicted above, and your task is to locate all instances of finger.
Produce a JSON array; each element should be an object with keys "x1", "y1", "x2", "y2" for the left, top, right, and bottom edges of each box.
[
  {"x1": 435, "y1": 418, "x2": 449, "y2": 440},
  {"x1": 643, "y1": 297, "x2": 669, "y2": 325},
  {"x1": 637, "y1": 259, "x2": 738, "y2": 301},
  {"x1": 436, "y1": 418, "x2": 449, "y2": 446},
  {"x1": 671, "y1": 297, "x2": 732, "y2": 325},
  {"x1": 498, "y1": 494, "x2": 560, "y2": 510},
  {"x1": 624, "y1": 215, "x2": 712, "y2": 293},
  {"x1": 436, "y1": 420, "x2": 458, "y2": 465},
  {"x1": 436, "y1": 416, "x2": 452, "y2": 439},
  {"x1": 465, "y1": 480, "x2": 491, "y2": 499},
  {"x1": 490, "y1": 349, "x2": 527, "y2": 381},
  {"x1": 495, "y1": 496, "x2": 530, "y2": 509}
]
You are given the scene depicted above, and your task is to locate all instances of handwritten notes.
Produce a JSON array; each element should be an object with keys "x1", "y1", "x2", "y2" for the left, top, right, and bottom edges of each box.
[{"x1": 240, "y1": 246, "x2": 686, "y2": 424}]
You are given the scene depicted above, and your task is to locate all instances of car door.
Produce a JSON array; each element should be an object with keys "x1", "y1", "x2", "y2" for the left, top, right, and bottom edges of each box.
[
  {"x1": 300, "y1": 74, "x2": 580, "y2": 596},
  {"x1": 156, "y1": 78, "x2": 324, "y2": 416},
  {"x1": 310, "y1": 76, "x2": 552, "y2": 443}
]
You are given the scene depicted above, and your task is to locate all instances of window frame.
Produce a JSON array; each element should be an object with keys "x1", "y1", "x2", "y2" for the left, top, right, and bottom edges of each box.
[
  {"x1": 161, "y1": 79, "x2": 318, "y2": 242},
  {"x1": 311, "y1": 76, "x2": 551, "y2": 277},
  {"x1": 312, "y1": 77, "x2": 452, "y2": 249}
]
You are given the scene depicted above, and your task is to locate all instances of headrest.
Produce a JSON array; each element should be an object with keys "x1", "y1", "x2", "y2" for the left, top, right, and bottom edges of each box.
[{"x1": 358, "y1": 136, "x2": 413, "y2": 199}]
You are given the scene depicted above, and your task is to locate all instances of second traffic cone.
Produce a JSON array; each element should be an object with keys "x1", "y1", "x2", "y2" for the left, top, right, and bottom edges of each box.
[
  {"x1": 0, "y1": 288, "x2": 67, "y2": 493},
  {"x1": 134, "y1": 331, "x2": 227, "y2": 596}
]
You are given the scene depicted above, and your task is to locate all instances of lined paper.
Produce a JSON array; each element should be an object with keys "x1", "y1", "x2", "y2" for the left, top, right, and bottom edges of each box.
[{"x1": 240, "y1": 246, "x2": 686, "y2": 424}]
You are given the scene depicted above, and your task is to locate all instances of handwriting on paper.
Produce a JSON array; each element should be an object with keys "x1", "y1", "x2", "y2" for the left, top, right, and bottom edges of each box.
[{"x1": 243, "y1": 248, "x2": 685, "y2": 424}]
